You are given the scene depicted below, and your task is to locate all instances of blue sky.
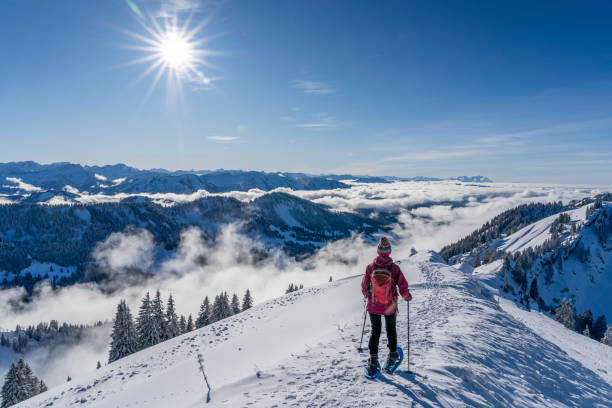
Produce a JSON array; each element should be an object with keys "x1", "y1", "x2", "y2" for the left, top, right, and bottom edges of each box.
[{"x1": 1, "y1": 0, "x2": 611, "y2": 183}]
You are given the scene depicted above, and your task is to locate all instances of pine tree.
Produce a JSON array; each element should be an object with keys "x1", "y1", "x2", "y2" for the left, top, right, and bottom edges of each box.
[
  {"x1": 19, "y1": 360, "x2": 37, "y2": 397},
  {"x1": 529, "y1": 277, "x2": 538, "y2": 300},
  {"x1": 554, "y1": 299, "x2": 577, "y2": 331},
  {"x1": 152, "y1": 290, "x2": 167, "y2": 341},
  {"x1": 179, "y1": 315, "x2": 187, "y2": 334},
  {"x1": 583, "y1": 325, "x2": 590, "y2": 337},
  {"x1": 222, "y1": 292, "x2": 232, "y2": 318},
  {"x1": 186, "y1": 314, "x2": 194, "y2": 332},
  {"x1": 96, "y1": 361, "x2": 101, "y2": 370},
  {"x1": 329, "y1": 276, "x2": 333, "y2": 282},
  {"x1": 1, "y1": 362, "x2": 21, "y2": 408},
  {"x1": 38, "y1": 379, "x2": 47, "y2": 393},
  {"x1": 66, "y1": 376, "x2": 71, "y2": 382},
  {"x1": 108, "y1": 300, "x2": 138, "y2": 363},
  {"x1": 1, "y1": 359, "x2": 45, "y2": 407},
  {"x1": 579, "y1": 309, "x2": 594, "y2": 334},
  {"x1": 242, "y1": 289, "x2": 253, "y2": 311},
  {"x1": 136, "y1": 292, "x2": 160, "y2": 349},
  {"x1": 231, "y1": 293, "x2": 241, "y2": 315},
  {"x1": 196, "y1": 297, "x2": 211, "y2": 328},
  {"x1": 594, "y1": 315, "x2": 607, "y2": 340},
  {"x1": 165, "y1": 294, "x2": 180, "y2": 339},
  {"x1": 602, "y1": 326, "x2": 612, "y2": 346}
]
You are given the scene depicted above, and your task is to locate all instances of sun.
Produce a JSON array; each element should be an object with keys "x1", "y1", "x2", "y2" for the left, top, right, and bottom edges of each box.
[
  {"x1": 121, "y1": 4, "x2": 221, "y2": 98},
  {"x1": 159, "y1": 31, "x2": 193, "y2": 69}
]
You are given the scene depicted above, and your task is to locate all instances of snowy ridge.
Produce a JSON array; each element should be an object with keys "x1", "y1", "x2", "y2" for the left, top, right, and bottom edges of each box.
[{"x1": 18, "y1": 252, "x2": 612, "y2": 407}]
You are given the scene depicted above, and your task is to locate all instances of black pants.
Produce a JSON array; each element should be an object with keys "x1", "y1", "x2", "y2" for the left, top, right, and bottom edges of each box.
[{"x1": 368, "y1": 312, "x2": 397, "y2": 356}]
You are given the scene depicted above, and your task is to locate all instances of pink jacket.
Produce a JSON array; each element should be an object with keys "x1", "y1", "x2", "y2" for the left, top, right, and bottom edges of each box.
[{"x1": 361, "y1": 255, "x2": 411, "y2": 315}]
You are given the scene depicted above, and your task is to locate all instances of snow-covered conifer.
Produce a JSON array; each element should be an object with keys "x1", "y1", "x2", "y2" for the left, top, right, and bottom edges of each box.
[
  {"x1": 554, "y1": 299, "x2": 577, "y2": 331},
  {"x1": 136, "y1": 292, "x2": 160, "y2": 349},
  {"x1": 179, "y1": 315, "x2": 186, "y2": 334},
  {"x1": 196, "y1": 297, "x2": 211, "y2": 328},
  {"x1": 186, "y1": 314, "x2": 194, "y2": 332},
  {"x1": 594, "y1": 315, "x2": 607, "y2": 340},
  {"x1": 152, "y1": 290, "x2": 167, "y2": 341},
  {"x1": 583, "y1": 325, "x2": 590, "y2": 337},
  {"x1": 165, "y1": 294, "x2": 180, "y2": 339},
  {"x1": 231, "y1": 293, "x2": 241, "y2": 315},
  {"x1": 601, "y1": 326, "x2": 612, "y2": 346},
  {"x1": 2, "y1": 359, "x2": 46, "y2": 407},
  {"x1": 108, "y1": 300, "x2": 138, "y2": 363},
  {"x1": 242, "y1": 289, "x2": 253, "y2": 311},
  {"x1": 1, "y1": 362, "x2": 22, "y2": 407}
]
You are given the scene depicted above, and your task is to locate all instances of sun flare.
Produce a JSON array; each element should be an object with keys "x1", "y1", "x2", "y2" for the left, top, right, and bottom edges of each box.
[{"x1": 121, "y1": 5, "x2": 220, "y2": 98}]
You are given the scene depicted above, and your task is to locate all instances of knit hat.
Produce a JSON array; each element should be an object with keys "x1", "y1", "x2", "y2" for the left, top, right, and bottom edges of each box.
[{"x1": 377, "y1": 237, "x2": 391, "y2": 256}]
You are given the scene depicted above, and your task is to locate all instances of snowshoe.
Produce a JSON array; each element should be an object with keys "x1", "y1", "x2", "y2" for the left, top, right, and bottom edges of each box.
[
  {"x1": 384, "y1": 347, "x2": 404, "y2": 374},
  {"x1": 364, "y1": 356, "x2": 381, "y2": 379}
]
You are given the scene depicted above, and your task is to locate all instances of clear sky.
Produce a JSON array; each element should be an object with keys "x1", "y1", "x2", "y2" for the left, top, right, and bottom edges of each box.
[{"x1": 1, "y1": 0, "x2": 611, "y2": 183}]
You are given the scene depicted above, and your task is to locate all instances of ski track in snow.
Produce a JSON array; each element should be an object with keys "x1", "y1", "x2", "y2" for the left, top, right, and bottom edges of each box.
[{"x1": 17, "y1": 252, "x2": 612, "y2": 408}]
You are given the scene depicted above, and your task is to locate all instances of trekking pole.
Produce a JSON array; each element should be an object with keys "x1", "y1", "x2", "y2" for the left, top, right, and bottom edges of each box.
[
  {"x1": 406, "y1": 300, "x2": 411, "y2": 373},
  {"x1": 197, "y1": 354, "x2": 212, "y2": 403},
  {"x1": 357, "y1": 297, "x2": 367, "y2": 352}
]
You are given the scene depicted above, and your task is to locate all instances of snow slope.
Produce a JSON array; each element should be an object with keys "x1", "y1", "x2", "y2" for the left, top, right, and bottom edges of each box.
[
  {"x1": 17, "y1": 252, "x2": 612, "y2": 407},
  {"x1": 495, "y1": 205, "x2": 587, "y2": 253}
]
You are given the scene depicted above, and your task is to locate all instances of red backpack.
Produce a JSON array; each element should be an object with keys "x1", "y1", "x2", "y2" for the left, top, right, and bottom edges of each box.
[{"x1": 370, "y1": 267, "x2": 395, "y2": 306}]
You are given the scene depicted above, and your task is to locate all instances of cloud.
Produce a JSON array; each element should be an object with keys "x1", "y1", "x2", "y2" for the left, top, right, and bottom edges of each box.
[
  {"x1": 297, "y1": 115, "x2": 338, "y2": 130},
  {"x1": 92, "y1": 229, "x2": 156, "y2": 273},
  {"x1": 157, "y1": 0, "x2": 201, "y2": 17},
  {"x1": 208, "y1": 136, "x2": 240, "y2": 143},
  {"x1": 292, "y1": 80, "x2": 336, "y2": 95}
]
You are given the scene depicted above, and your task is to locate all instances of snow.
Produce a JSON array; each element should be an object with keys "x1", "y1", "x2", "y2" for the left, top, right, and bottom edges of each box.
[
  {"x1": 274, "y1": 203, "x2": 302, "y2": 228},
  {"x1": 4, "y1": 177, "x2": 43, "y2": 192},
  {"x1": 18, "y1": 252, "x2": 612, "y2": 407},
  {"x1": 94, "y1": 174, "x2": 108, "y2": 182},
  {"x1": 496, "y1": 206, "x2": 586, "y2": 253},
  {"x1": 15, "y1": 262, "x2": 76, "y2": 281}
]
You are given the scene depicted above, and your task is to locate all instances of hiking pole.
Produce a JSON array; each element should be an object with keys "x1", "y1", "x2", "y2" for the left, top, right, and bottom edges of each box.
[
  {"x1": 197, "y1": 354, "x2": 211, "y2": 403},
  {"x1": 406, "y1": 300, "x2": 411, "y2": 373},
  {"x1": 357, "y1": 297, "x2": 367, "y2": 352}
]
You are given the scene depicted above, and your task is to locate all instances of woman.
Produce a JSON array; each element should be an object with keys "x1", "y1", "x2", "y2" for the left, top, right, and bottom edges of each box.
[{"x1": 361, "y1": 237, "x2": 412, "y2": 377}]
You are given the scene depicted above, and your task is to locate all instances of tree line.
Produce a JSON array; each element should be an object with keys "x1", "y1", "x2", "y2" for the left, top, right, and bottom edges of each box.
[
  {"x1": 554, "y1": 299, "x2": 612, "y2": 346},
  {"x1": 109, "y1": 289, "x2": 254, "y2": 363}
]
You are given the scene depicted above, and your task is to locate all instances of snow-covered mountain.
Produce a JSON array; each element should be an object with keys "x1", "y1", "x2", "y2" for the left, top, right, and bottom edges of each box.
[
  {"x1": 0, "y1": 193, "x2": 387, "y2": 288},
  {"x1": 0, "y1": 162, "x2": 348, "y2": 197},
  {"x1": 0, "y1": 162, "x2": 492, "y2": 202},
  {"x1": 446, "y1": 198, "x2": 612, "y2": 337},
  {"x1": 15, "y1": 251, "x2": 612, "y2": 407}
]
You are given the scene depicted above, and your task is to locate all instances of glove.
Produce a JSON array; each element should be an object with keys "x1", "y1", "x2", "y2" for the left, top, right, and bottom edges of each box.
[{"x1": 403, "y1": 291, "x2": 413, "y2": 302}]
